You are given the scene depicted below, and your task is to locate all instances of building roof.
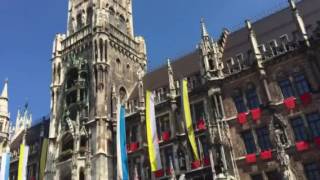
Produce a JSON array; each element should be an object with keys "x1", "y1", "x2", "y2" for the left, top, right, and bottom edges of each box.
[
  {"x1": 129, "y1": 0, "x2": 320, "y2": 99},
  {"x1": 10, "y1": 119, "x2": 50, "y2": 151}
]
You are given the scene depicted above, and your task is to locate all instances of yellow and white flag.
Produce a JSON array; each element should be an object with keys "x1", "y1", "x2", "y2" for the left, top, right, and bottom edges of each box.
[
  {"x1": 181, "y1": 79, "x2": 199, "y2": 160},
  {"x1": 17, "y1": 144, "x2": 29, "y2": 180},
  {"x1": 146, "y1": 90, "x2": 162, "y2": 172}
]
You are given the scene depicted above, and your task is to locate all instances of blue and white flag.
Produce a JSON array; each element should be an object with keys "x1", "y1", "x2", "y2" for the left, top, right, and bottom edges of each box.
[
  {"x1": 0, "y1": 152, "x2": 10, "y2": 180},
  {"x1": 116, "y1": 104, "x2": 129, "y2": 180}
]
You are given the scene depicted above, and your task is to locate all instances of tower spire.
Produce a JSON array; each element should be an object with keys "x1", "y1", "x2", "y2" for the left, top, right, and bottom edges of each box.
[
  {"x1": 167, "y1": 59, "x2": 176, "y2": 99},
  {"x1": 288, "y1": 0, "x2": 310, "y2": 47},
  {"x1": 201, "y1": 18, "x2": 209, "y2": 38},
  {"x1": 1, "y1": 79, "x2": 8, "y2": 99}
]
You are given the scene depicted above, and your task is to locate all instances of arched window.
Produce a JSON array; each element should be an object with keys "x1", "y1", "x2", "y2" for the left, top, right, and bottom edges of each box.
[
  {"x1": 245, "y1": 83, "x2": 260, "y2": 109},
  {"x1": 119, "y1": 87, "x2": 127, "y2": 104},
  {"x1": 208, "y1": 59, "x2": 215, "y2": 70},
  {"x1": 177, "y1": 146, "x2": 186, "y2": 171},
  {"x1": 293, "y1": 72, "x2": 311, "y2": 95},
  {"x1": 76, "y1": 13, "x2": 83, "y2": 30},
  {"x1": 233, "y1": 89, "x2": 247, "y2": 113},
  {"x1": 109, "y1": 7, "x2": 116, "y2": 24},
  {"x1": 105, "y1": 40, "x2": 108, "y2": 62},
  {"x1": 53, "y1": 65, "x2": 56, "y2": 82},
  {"x1": 57, "y1": 64, "x2": 61, "y2": 84},
  {"x1": 94, "y1": 40, "x2": 98, "y2": 61},
  {"x1": 79, "y1": 169, "x2": 85, "y2": 180},
  {"x1": 277, "y1": 72, "x2": 294, "y2": 98},
  {"x1": 99, "y1": 39, "x2": 104, "y2": 61},
  {"x1": 116, "y1": 59, "x2": 121, "y2": 72},
  {"x1": 86, "y1": 7, "x2": 93, "y2": 25},
  {"x1": 119, "y1": 14, "x2": 126, "y2": 32}
]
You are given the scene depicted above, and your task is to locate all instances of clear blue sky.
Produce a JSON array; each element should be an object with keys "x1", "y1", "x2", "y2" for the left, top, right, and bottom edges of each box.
[{"x1": 0, "y1": 0, "x2": 287, "y2": 124}]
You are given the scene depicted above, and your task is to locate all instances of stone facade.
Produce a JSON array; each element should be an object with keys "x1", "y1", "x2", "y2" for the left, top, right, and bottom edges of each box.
[{"x1": 46, "y1": 0, "x2": 320, "y2": 180}]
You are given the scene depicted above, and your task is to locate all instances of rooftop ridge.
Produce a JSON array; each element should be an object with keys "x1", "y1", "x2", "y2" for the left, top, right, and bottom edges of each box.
[
  {"x1": 229, "y1": 0, "x2": 303, "y2": 33},
  {"x1": 146, "y1": 50, "x2": 198, "y2": 75}
]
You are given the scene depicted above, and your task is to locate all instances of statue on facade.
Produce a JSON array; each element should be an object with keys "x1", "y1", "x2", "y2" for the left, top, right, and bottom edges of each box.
[{"x1": 269, "y1": 113, "x2": 296, "y2": 180}]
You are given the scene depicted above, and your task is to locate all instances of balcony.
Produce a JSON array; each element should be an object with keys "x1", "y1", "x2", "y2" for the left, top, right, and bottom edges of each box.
[{"x1": 61, "y1": 25, "x2": 92, "y2": 50}]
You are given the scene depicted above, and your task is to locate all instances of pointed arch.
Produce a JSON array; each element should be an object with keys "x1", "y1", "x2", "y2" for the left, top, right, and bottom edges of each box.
[{"x1": 119, "y1": 87, "x2": 127, "y2": 105}]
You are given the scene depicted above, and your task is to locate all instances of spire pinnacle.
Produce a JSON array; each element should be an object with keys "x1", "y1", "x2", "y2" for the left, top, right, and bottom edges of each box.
[
  {"x1": 288, "y1": 0, "x2": 297, "y2": 11},
  {"x1": 167, "y1": 58, "x2": 173, "y2": 72},
  {"x1": 201, "y1": 18, "x2": 209, "y2": 38},
  {"x1": 1, "y1": 79, "x2": 8, "y2": 99}
]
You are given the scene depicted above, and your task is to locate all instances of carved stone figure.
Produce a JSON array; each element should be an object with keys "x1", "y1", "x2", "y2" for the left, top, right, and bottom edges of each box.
[{"x1": 269, "y1": 113, "x2": 296, "y2": 180}]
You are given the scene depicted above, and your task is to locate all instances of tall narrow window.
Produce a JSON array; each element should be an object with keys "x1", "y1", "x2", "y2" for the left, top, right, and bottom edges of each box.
[
  {"x1": 242, "y1": 130, "x2": 256, "y2": 154},
  {"x1": 246, "y1": 85, "x2": 260, "y2": 109},
  {"x1": 200, "y1": 136, "x2": 209, "y2": 157},
  {"x1": 280, "y1": 34, "x2": 290, "y2": 52},
  {"x1": 291, "y1": 117, "x2": 308, "y2": 141},
  {"x1": 256, "y1": 127, "x2": 272, "y2": 150},
  {"x1": 77, "y1": 14, "x2": 83, "y2": 30},
  {"x1": 269, "y1": 40, "x2": 278, "y2": 56},
  {"x1": 164, "y1": 146, "x2": 174, "y2": 171},
  {"x1": 208, "y1": 59, "x2": 215, "y2": 70},
  {"x1": 304, "y1": 163, "x2": 320, "y2": 180},
  {"x1": 86, "y1": 7, "x2": 93, "y2": 25},
  {"x1": 278, "y1": 79, "x2": 294, "y2": 98},
  {"x1": 294, "y1": 73, "x2": 310, "y2": 95},
  {"x1": 131, "y1": 124, "x2": 138, "y2": 142},
  {"x1": 233, "y1": 90, "x2": 247, "y2": 113},
  {"x1": 306, "y1": 112, "x2": 320, "y2": 138},
  {"x1": 191, "y1": 101, "x2": 205, "y2": 125},
  {"x1": 177, "y1": 147, "x2": 186, "y2": 171}
]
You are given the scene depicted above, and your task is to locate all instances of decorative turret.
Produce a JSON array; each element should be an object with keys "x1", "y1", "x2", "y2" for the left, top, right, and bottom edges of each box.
[
  {"x1": 0, "y1": 80, "x2": 10, "y2": 154},
  {"x1": 0, "y1": 80, "x2": 9, "y2": 131},
  {"x1": 167, "y1": 59, "x2": 177, "y2": 100},
  {"x1": 12, "y1": 103, "x2": 32, "y2": 139},
  {"x1": 245, "y1": 20, "x2": 272, "y2": 103},
  {"x1": 288, "y1": 0, "x2": 310, "y2": 47},
  {"x1": 199, "y1": 18, "x2": 224, "y2": 80},
  {"x1": 246, "y1": 20, "x2": 263, "y2": 68},
  {"x1": 201, "y1": 18, "x2": 210, "y2": 39}
]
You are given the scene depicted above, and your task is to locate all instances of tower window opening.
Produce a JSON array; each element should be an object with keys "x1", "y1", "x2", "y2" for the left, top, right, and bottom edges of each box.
[
  {"x1": 87, "y1": 7, "x2": 93, "y2": 25},
  {"x1": 99, "y1": 39, "x2": 104, "y2": 61},
  {"x1": 208, "y1": 59, "x2": 215, "y2": 70},
  {"x1": 77, "y1": 14, "x2": 83, "y2": 30}
]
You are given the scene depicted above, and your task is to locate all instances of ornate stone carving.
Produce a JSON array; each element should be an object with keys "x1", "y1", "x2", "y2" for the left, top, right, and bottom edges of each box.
[{"x1": 269, "y1": 113, "x2": 296, "y2": 180}]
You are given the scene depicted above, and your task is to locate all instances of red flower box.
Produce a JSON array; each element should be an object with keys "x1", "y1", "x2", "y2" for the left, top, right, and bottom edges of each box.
[
  {"x1": 130, "y1": 142, "x2": 139, "y2": 152},
  {"x1": 284, "y1": 97, "x2": 296, "y2": 110},
  {"x1": 260, "y1": 150, "x2": 272, "y2": 160},
  {"x1": 314, "y1": 137, "x2": 320, "y2": 148},
  {"x1": 154, "y1": 169, "x2": 164, "y2": 177},
  {"x1": 197, "y1": 119, "x2": 206, "y2": 130},
  {"x1": 245, "y1": 154, "x2": 257, "y2": 164},
  {"x1": 250, "y1": 108, "x2": 261, "y2": 122},
  {"x1": 191, "y1": 160, "x2": 201, "y2": 169},
  {"x1": 203, "y1": 156, "x2": 210, "y2": 166},
  {"x1": 300, "y1": 92, "x2": 312, "y2": 106},
  {"x1": 237, "y1": 113, "x2": 247, "y2": 125},
  {"x1": 295, "y1": 141, "x2": 310, "y2": 152},
  {"x1": 162, "y1": 131, "x2": 170, "y2": 142}
]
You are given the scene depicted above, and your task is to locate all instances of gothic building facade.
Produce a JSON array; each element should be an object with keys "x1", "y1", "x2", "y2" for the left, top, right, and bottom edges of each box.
[{"x1": 46, "y1": 0, "x2": 320, "y2": 180}]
